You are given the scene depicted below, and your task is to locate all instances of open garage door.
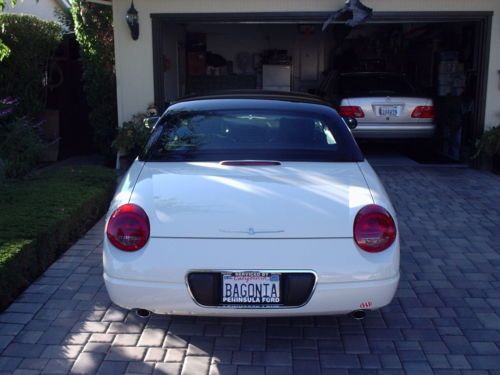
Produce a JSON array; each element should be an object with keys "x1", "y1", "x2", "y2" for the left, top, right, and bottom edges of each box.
[{"x1": 151, "y1": 12, "x2": 492, "y2": 163}]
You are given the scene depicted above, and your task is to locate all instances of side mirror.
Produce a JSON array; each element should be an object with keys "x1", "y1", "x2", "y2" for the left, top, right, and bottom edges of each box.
[
  {"x1": 144, "y1": 116, "x2": 160, "y2": 129},
  {"x1": 343, "y1": 116, "x2": 357, "y2": 130}
]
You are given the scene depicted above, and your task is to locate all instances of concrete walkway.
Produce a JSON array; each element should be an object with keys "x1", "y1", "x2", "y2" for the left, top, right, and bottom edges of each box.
[{"x1": 0, "y1": 166, "x2": 499, "y2": 375}]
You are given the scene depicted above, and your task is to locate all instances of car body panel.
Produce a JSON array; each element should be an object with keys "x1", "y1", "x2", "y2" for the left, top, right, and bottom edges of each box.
[
  {"x1": 107, "y1": 160, "x2": 144, "y2": 216},
  {"x1": 104, "y1": 272, "x2": 399, "y2": 316},
  {"x1": 128, "y1": 162, "x2": 374, "y2": 239},
  {"x1": 103, "y1": 236, "x2": 399, "y2": 284},
  {"x1": 356, "y1": 161, "x2": 394, "y2": 210}
]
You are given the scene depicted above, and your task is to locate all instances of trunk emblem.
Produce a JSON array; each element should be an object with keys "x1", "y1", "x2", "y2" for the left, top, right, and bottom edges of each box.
[{"x1": 220, "y1": 227, "x2": 285, "y2": 236}]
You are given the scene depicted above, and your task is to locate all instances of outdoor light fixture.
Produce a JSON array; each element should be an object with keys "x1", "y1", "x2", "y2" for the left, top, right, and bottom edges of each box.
[{"x1": 126, "y1": 1, "x2": 139, "y2": 40}]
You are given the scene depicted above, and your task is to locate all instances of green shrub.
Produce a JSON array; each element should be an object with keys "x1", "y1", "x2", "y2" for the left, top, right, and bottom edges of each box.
[
  {"x1": 0, "y1": 158, "x2": 5, "y2": 183},
  {"x1": 0, "y1": 165, "x2": 116, "y2": 310},
  {"x1": 476, "y1": 125, "x2": 500, "y2": 157},
  {"x1": 0, "y1": 14, "x2": 63, "y2": 116},
  {"x1": 473, "y1": 125, "x2": 500, "y2": 172},
  {"x1": 0, "y1": 118, "x2": 45, "y2": 178},
  {"x1": 71, "y1": 0, "x2": 117, "y2": 157},
  {"x1": 113, "y1": 112, "x2": 153, "y2": 158}
]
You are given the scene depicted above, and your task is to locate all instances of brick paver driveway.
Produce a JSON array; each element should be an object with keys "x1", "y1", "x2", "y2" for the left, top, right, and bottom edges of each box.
[{"x1": 1, "y1": 166, "x2": 499, "y2": 375}]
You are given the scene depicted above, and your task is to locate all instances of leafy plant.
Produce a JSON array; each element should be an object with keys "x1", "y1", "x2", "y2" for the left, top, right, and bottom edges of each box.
[
  {"x1": 0, "y1": 96, "x2": 17, "y2": 121},
  {"x1": 71, "y1": 0, "x2": 117, "y2": 157},
  {"x1": 113, "y1": 113, "x2": 154, "y2": 158},
  {"x1": 473, "y1": 125, "x2": 500, "y2": 159},
  {"x1": 54, "y1": 6, "x2": 74, "y2": 33},
  {"x1": 0, "y1": 158, "x2": 5, "y2": 183},
  {"x1": 0, "y1": 117, "x2": 45, "y2": 178},
  {"x1": 0, "y1": 14, "x2": 63, "y2": 116},
  {"x1": 0, "y1": 0, "x2": 17, "y2": 60}
]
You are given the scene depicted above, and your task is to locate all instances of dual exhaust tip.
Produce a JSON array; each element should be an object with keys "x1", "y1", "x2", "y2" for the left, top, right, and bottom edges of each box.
[
  {"x1": 135, "y1": 308, "x2": 366, "y2": 320},
  {"x1": 135, "y1": 308, "x2": 151, "y2": 318},
  {"x1": 350, "y1": 309, "x2": 367, "y2": 320}
]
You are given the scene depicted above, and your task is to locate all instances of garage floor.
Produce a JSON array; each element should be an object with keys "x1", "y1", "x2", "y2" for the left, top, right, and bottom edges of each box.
[
  {"x1": 0, "y1": 167, "x2": 499, "y2": 374},
  {"x1": 362, "y1": 143, "x2": 465, "y2": 168}
]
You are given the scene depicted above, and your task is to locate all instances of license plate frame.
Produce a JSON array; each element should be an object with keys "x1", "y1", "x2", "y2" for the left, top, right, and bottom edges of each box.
[
  {"x1": 376, "y1": 105, "x2": 400, "y2": 117},
  {"x1": 221, "y1": 271, "x2": 281, "y2": 306}
]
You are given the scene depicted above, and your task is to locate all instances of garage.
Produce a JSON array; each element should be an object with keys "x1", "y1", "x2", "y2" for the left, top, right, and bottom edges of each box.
[{"x1": 150, "y1": 12, "x2": 492, "y2": 163}]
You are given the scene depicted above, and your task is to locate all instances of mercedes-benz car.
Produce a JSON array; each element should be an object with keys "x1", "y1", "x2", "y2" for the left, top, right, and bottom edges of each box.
[
  {"x1": 103, "y1": 91, "x2": 400, "y2": 317},
  {"x1": 322, "y1": 72, "x2": 435, "y2": 139}
]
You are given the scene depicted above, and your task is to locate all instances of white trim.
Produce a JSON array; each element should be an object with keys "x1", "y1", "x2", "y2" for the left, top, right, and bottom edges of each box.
[
  {"x1": 86, "y1": 0, "x2": 112, "y2": 6},
  {"x1": 55, "y1": 0, "x2": 71, "y2": 9}
]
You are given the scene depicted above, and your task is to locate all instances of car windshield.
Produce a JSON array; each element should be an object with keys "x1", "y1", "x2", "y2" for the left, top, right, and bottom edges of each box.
[
  {"x1": 143, "y1": 108, "x2": 362, "y2": 162},
  {"x1": 340, "y1": 74, "x2": 418, "y2": 97}
]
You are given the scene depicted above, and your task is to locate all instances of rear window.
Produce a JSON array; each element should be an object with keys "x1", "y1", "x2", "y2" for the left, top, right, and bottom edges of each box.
[
  {"x1": 339, "y1": 75, "x2": 417, "y2": 97},
  {"x1": 143, "y1": 108, "x2": 362, "y2": 162}
]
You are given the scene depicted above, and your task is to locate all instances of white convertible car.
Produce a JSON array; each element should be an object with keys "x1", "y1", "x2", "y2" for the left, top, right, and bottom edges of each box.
[{"x1": 104, "y1": 91, "x2": 399, "y2": 317}]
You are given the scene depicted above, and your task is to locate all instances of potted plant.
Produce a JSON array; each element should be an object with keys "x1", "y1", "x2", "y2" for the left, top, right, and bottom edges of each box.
[
  {"x1": 113, "y1": 112, "x2": 155, "y2": 170},
  {"x1": 474, "y1": 125, "x2": 500, "y2": 173}
]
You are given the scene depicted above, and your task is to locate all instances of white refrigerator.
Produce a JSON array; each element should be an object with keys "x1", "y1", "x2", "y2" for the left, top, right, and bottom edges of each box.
[{"x1": 262, "y1": 65, "x2": 292, "y2": 92}]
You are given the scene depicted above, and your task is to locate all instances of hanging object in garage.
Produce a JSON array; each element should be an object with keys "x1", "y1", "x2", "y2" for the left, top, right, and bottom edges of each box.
[{"x1": 322, "y1": 0, "x2": 373, "y2": 31}]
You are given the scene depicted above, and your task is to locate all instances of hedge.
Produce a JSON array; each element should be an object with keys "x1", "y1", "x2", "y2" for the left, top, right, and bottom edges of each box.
[
  {"x1": 0, "y1": 166, "x2": 116, "y2": 310},
  {"x1": 71, "y1": 1, "x2": 117, "y2": 157},
  {"x1": 0, "y1": 14, "x2": 63, "y2": 116}
]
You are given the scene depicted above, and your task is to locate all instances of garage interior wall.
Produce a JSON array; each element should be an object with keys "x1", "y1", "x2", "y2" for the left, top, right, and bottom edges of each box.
[
  {"x1": 159, "y1": 23, "x2": 327, "y2": 101},
  {"x1": 112, "y1": 0, "x2": 500, "y2": 133}
]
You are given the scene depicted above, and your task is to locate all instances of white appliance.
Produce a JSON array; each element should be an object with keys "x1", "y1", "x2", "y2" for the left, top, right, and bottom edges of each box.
[{"x1": 262, "y1": 65, "x2": 291, "y2": 91}]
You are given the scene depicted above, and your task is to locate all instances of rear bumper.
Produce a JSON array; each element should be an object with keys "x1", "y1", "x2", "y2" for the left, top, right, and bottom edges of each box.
[
  {"x1": 103, "y1": 237, "x2": 399, "y2": 316},
  {"x1": 352, "y1": 123, "x2": 435, "y2": 139},
  {"x1": 104, "y1": 272, "x2": 399, "y2": 316}
]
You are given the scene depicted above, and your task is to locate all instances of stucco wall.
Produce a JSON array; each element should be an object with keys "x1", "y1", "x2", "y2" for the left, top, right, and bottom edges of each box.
[
  {"x1": 113, "y1": 0, "x2": 500, "y2": 131},
  {"x1": 4, "y1": 0, "x2": 61, "y2": 22}
]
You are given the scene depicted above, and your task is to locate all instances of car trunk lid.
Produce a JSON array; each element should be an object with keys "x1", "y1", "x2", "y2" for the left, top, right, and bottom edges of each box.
[
  {"x1": 131, "y1": 161, "x2": 373, "y2": 239},
  {"x1": 343, "y1": 97, "x2": 433, "y2": 123}
]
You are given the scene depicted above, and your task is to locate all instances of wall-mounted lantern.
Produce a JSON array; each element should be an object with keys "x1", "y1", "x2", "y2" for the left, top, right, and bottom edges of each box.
[{"x1": 126, "y1": 1, "x2": 139, "y2": 40}]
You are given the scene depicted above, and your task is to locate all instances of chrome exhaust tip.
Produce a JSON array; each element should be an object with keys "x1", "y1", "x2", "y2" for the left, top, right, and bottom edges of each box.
[
  {"x1": 350, "y1": 309, "x2": 366, "y2": 320},
  {"x1": 135, "y1": 309, "x2": 151, "y2": 318}
]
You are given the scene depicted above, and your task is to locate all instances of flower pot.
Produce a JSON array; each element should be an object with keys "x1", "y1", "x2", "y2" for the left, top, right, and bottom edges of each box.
[{"x1": 41, "y1": 139, "x2": 61, "y2": 163}]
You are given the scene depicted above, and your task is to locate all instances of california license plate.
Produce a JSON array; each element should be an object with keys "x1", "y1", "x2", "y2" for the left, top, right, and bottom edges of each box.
[
  {"x1": 222, "y1": 272, "x2": 281, "y2": 305},
  {"x1": 376, "y1": 105, "x2": 400, "y2": 117}
]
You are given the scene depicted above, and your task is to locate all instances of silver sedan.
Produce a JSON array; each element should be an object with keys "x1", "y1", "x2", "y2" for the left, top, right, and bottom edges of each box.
[{"x1": 326, "y1": 72, "x2": 435, "y2": 139}]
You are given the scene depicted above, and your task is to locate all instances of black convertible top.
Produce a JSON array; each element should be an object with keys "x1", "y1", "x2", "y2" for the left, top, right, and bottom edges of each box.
[{"x1": 172, "y1": 90, "x2": 331, "y2": 106}]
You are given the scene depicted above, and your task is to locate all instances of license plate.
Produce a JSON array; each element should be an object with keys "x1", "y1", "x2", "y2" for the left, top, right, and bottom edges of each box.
[
  {"x1": 376, "y1": 105, "x2": 400, "y2": 117},
  {"x1": 222, "y1": 272, "x2": 280, "y2": 305}
]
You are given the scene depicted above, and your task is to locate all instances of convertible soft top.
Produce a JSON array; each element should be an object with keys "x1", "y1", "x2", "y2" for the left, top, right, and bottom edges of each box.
[{"x1": 172, "y1": 90, "x2": 331, "y2": 106}]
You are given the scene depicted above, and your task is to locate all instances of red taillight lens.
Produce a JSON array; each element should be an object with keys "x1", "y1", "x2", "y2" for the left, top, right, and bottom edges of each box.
[
  {"x1": 338, "y1": 106, "x2": 365, "y2": 118},
  {"x1": 354, "y1": 204, "x2": 396, "y2": 253},
  {"x1": 411, "y1": 106, "x2": 434, "y2": 119},
  {"x1": 106, "y1": 204, "x2": 150, "y2": 251}
]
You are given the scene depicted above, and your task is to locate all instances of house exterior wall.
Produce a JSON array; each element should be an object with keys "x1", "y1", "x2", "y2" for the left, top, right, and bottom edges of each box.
[
  {"x1": 113, "y1": 0, "x2": 500, "y2": 131},
  {"x1": 4, "y1": 0, "x2": 62, "y2": 22}
]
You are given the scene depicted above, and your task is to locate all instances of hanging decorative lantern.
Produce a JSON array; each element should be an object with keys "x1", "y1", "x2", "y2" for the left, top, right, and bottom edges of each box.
[{"x1": 126, "y1": 1, "x2": 139, "y2": 40}]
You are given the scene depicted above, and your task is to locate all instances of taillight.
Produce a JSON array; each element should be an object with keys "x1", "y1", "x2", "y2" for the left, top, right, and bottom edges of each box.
[
  {"x1": 106, "y1": 204, "x2": 150, "y2": 251},
  {"x1": 411, "y1": 106, "x2": 434, "y2": 119},
  {"x1": 354, "y1": 204, "x2": 396, "y2": 253},
  {"x1": 338, "y1": 106, "x2": 365, "y2": 118}
]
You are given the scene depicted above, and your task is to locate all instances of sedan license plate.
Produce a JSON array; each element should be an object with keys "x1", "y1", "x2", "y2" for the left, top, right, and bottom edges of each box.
[
  {"x1": 222, "y1": 272, "x2": 280, "y2": 305},
  {"x1": 376, "y1": 105, "x2": 400, "y2": 117}
]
